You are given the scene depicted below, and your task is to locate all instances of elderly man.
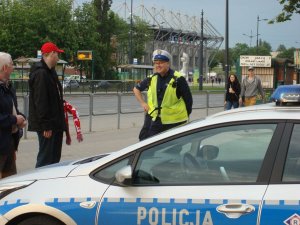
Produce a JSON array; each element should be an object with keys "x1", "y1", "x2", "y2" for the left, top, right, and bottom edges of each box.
[
  {"x1": 239, "y1": 66, "x2": 265, "y2": 106},
  {"x1": 0, "y1": 52, "x2": 26, "y2": 178},
  {"x1": 133, "y1": 49, "x2": 193, "y2": 141},
  {"x1": 28, "y1": 42, "x2": 66, "y2": 168}
]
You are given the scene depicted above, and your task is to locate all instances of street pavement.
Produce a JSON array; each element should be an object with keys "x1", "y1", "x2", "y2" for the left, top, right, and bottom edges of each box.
[{"x1": 17, "y1": 108, "x2": 223, "y2": 173}]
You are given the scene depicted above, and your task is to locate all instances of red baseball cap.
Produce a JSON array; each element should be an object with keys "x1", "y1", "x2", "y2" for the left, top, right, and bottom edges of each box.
[{"x1": 41, "y1": 42, "x2": 64, "y2": 54}]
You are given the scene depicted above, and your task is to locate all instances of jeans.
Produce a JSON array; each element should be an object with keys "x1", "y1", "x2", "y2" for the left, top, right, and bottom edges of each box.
[
  {"x1": 36, "y1": 131, "x2": 63, "y2": 168},
  {"x1": 225, "y1": 101, "x2": 239, "y2": 110}
]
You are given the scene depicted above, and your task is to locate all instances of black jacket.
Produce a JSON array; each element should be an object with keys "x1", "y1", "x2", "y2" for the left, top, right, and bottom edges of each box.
[
  {"x1": 225, "y1": 77, "x2": 241, "y2": 102},
  {"x1": 28, "y1": 59, "x2": 66, "y2": 132},
  {"x1": 0, "y1": 82, "x2": 22, "y2": 155}
]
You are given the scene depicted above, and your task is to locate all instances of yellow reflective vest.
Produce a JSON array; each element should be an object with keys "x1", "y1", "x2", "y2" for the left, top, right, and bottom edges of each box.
[{"x1": 147, "y1": 71, "x2": 188, "y2": 124}]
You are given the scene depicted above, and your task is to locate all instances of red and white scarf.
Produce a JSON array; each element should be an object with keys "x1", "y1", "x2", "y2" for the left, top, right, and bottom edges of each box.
[{"x1": 63, "y1": 100, "x2": 83, "y2": 145}]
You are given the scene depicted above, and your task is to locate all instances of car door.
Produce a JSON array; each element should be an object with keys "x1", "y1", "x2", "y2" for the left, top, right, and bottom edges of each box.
[
  {"x1": 260, "y1": 123, "x2": 300, "y2": 225},
  {"x1": 95, "y1": 122, "x2": 283, "y2": 225}
]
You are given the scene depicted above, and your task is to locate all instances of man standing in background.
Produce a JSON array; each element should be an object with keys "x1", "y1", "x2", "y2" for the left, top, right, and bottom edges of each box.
[
  {"x1": 28, "y1": 42, "x2": 66, "y2": 168},
  {"x1": 239, "y1": 66, "x2": 265, "y2": 106}
]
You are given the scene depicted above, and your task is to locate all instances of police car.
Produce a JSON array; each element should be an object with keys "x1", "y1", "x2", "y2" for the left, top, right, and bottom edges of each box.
[
  {"x1": 1, "y1": 103, "x2": 300, "y2": 225},
  {"x1": 270, "y1": 84, "x2": 300, "y2": 105}
]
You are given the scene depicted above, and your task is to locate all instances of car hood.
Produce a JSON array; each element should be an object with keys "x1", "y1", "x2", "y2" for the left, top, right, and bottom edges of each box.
[
  {"x1": 0, "y1": 164, "x2": 78, "y2": 184},
  {"x1": 0, "y1": 154, "x2": 110, "y2": 184}
]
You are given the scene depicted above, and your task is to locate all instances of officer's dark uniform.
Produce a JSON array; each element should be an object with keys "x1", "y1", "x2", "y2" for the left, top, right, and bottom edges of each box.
[{"x1": 135, "y1": 69, "x2": 193, "y2": 141}]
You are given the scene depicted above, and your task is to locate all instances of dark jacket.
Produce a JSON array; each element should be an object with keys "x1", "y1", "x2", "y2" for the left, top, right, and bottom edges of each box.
[
  {"x1": 225, "y1": 75, "x2": 241, "y2": 102},
  {"x1": 0, "y1": 82, "x2": 22, "y2": 155},
  {"x1": 28, "y1": 59, "x2": 66, "y2": 132}
]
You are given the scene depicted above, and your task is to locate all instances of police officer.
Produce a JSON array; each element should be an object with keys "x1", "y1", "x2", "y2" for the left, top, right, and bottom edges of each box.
[{"x1": 133, "y1": 49, "x2": 193, "y2": 141}]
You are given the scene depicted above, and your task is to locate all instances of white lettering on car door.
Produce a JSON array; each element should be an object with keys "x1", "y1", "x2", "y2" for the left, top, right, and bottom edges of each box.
[
  {"x1": 137, "y1": 207, "x2": 213, "y2": 225},
  {"x1": 149, "y1": 207, "x2": 159, "y2": 225},
  {"x1": 138, "y1": 207, "x2": 147, "y2": 225}
]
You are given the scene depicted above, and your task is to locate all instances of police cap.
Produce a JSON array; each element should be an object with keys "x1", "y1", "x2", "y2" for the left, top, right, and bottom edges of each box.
[{"x1": 152, "y1": 49, "x2": 171, "y2": 62}]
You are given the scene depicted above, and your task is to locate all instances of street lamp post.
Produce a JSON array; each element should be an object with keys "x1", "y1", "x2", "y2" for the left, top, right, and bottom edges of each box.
[
  {"x1": 256, "y1": 15, "x2": 268, "y2": 54},
  {"x1": 129, "y1": 0, "x2": 133, "y2": 64},
  {"x1": 243, "y1": 30, "x2": 255, "y2": 47},
  {"x1": 199, "y1": 9, "x2": 204, "y2": 91},
  {"x1": 224, "y1": 0, "x2": 229, "y2": 83}
]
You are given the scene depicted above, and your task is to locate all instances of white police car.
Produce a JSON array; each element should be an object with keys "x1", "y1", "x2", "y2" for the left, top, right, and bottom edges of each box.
[{"x1": 1, "y1": 103, "x2": 300, "y2": 225}]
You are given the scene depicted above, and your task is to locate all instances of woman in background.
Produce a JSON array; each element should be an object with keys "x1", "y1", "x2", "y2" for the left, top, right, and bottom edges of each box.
[{"x1": 225, "y1": 74, "x2": 241, "y2": 110}]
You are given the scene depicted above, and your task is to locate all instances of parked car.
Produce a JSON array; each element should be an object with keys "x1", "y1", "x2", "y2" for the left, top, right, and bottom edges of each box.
[
  {"x1": 90, "y1": 80, "x2": 111, "y2": 89},
  {"x1": 1, "y1": 103, "x2": 300, "y2": 225},
  {"x1": 270, "y1": 84, "x2": 300, "y2": 105},
  {"x1": 62, "y1": 79, "x2": 80, "y2": 89},
  {"x1": 98, "y1": 80, "x2": 111, "y2": 89},
  {"x1": 65, "y1": 75, "x2": 87, "y2": 83}
]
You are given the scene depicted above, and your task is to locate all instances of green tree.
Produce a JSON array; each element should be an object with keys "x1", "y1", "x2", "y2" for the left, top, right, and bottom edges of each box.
[
  {"x1": 277, "y1": 44, "x2": 287, "y2": 52},
  {"x1": 132, "y1": 16, "x2": 152, "y2": 64},
  {"x1": 113, "y1": 14, "x2": 130, "y2": 65},
  {"x1": 73, "y1": 3, "x2": 100, "y2": 79},
  {"x1": 94, "y1": 0, "x2": 114, "y2": 79},
  {"x1": 271, "y1": 0, "x2": 300, "y2": 23},
  {"x1": 231, "y1": 43, "x2": 250, "y2": 62},
  {"x1": 0, "y1": 0, "x2": 76, "y2": 59},
  {"x1": 208, "y1": 52, "x2": 219, "y2": 70},
  {"x1": 277, "y1": 47, "x2": 296, "y2": 59},
  {"x1": 256, "y1": 41, "x2": 272, "y2": 55}
]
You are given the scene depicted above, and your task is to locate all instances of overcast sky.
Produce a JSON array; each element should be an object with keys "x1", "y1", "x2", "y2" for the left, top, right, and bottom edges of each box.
[{"x1": 76, "y1": 0, "x2": 300, "y2": 51}]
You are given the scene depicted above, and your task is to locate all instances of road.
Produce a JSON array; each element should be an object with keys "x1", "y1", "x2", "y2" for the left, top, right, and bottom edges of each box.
[
  {"x1": 17, "y1": 91, "x2": 225, "y2": 116},
  {"x1": 61, "y1": 92, "x2": 225, "y2": 116}
]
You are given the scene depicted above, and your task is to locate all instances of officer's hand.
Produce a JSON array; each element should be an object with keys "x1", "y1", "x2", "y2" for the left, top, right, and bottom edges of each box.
[
  {"x1": 43, "y1": 130, "x2": 52, "y2": 138},
  {"x1": 141, "y1": 102, "x2": 149, "y2": 112}
]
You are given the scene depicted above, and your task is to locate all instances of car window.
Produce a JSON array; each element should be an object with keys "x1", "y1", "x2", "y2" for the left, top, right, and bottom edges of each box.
[
  {"x1": 133, "y1": 124, "x2": 277, "y2": 185},
  {"x1": 94, "y1": 157, "x2": 132, "y2": 183},
  {"x1": 282, "y1": 124, "x2": 300, "y2": 182}
]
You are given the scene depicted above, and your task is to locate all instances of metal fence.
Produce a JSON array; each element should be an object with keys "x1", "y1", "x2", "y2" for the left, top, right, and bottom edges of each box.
[
  {"x1": 11, "y1": 79, "x2": 137, "y2": 95},
  {"x1": 17, "y1": 91, "x2": 230, "y2": 139}
]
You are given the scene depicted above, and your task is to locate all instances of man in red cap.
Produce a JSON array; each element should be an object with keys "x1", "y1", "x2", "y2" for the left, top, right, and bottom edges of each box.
[{"x1": 28, "y1": 42, "x2": 67, "y2": 168}]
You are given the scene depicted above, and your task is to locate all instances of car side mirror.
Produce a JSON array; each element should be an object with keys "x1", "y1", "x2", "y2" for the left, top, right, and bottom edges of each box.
[
  {"x1": 115, "y1": 165, "x2": 132, "y2": 186},
  {"x1": 198, "y1": 145, "x2": 219, "y2": 160}
]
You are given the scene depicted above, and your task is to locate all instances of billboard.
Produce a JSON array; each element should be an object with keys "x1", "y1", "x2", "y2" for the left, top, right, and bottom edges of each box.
[
  {"x1": 77, "y1": 50, "x2": 93, "y2": 61},
  {"x1": 240, "y1": 55, "x2": 271, "y2": 67}
]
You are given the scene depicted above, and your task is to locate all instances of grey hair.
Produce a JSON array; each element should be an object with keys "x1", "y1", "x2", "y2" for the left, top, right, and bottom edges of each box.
[{"x1": 0, "y1": 52, "x2": 12, "y2": 72}]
